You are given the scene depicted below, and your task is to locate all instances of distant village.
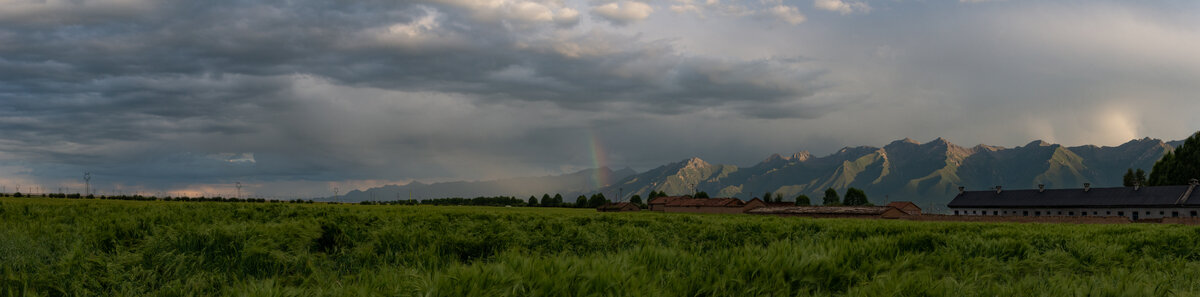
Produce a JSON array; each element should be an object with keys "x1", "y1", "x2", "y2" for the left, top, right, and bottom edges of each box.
[{"x1": 601, "y1": 178, "x2": 1200, "y2": 225}]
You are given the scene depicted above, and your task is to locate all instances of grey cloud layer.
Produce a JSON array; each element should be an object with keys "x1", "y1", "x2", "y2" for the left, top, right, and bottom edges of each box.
[{"x1": 2, "y1": 0, "x2": 1197, "y2": 195}]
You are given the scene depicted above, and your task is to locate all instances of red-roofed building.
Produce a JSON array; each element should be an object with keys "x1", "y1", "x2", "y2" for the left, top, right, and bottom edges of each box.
[
  {"x1": 597, "y1": 202, "x2": 641, "y2": 212},
  {"x1": 885, "y1": 201, "x2": 922, "y2": 215},
  {"x1": 648, "y1": 196, "x2": 689, "y2": 211}
]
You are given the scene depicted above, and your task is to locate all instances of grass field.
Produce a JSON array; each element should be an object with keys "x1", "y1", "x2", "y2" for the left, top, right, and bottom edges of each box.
[{"x1": 4, "y1": 198, "x2": 1200, "y2": 296}]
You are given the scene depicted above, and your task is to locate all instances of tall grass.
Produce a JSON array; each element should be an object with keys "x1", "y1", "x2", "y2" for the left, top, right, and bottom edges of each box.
[{"x1": 3, "y1": 197, "x2": 1200, "y2": 296}]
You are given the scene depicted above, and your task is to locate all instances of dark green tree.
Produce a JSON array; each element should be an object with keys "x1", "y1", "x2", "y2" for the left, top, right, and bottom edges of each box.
[
  {"x1": 588, "y1": 193, "x2": 609, "y2": 208},
  {"x1": 553, "y1": 193, "x2": 564, "y2": 206},
  {"x1": 629, "y1": 194, "x2": 643, "y2": 205},
  {"x1": 843, "y1": 187, "x2": 869, "y2": 206},
  {"x1": 576, "y1": 195, "x2": 587, "y2": 208},
  {"x1": 540, "y1": 194, "x2": 552, "y2": 207},
  {"x1": 795, "y1": 194, "x2": 811, "y2": 206},
  {"x1": 762, "y1": 191, "x2": 772, "y2": 202},
  {"x1": 1135, "y1": 169, "x2": 1147, "y2": 185},
  {"x1": 775, "y1": 193, "x2": 784, "y2": 203},
  {"x1": 1123, "y1": 168, "x2": 1135, "y2": 187},
  {"x1": 528, "y1": 196, "x2": 538, "y2": 206},
  {"x1": 694, "y1": 191, "x2": 710, "y2": 198},
  {"x1": 822, "y1": 188, "x2": 840, "y2": 206},
  {"x1": 1150, "y1": 132, "x2": 1200, "y2": 186}
]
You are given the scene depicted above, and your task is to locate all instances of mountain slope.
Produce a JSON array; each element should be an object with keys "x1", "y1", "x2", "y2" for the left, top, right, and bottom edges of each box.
[
  {"x1": 332, "y1": 167, "x2": 635, "y2": 202},
  {"x1": 603, "y1": 137, "x2": 1177, "y2": 212},
  {"x1": 333, "y1": 137, "x2": 1179, "y2": 212}
]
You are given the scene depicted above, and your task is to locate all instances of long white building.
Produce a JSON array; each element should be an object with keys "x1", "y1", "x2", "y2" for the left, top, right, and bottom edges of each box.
[{"x1": 947, "y1": 179, "x2": 1200, "y2": 220}]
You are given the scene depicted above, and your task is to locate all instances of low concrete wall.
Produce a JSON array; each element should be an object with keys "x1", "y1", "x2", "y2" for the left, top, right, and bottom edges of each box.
[
  {"x1": 663, "y1": 206, "x2": 745, "y2": 214},
  {"x1": 901, "y1": 214, "x2": 1131, "y2": 224},
  {"x1": 1161, "y1": 217, "x2": 1200, "y2": 225},
  {"x1": 759, "y1": 213, "x2": 886, "y2": 219}
]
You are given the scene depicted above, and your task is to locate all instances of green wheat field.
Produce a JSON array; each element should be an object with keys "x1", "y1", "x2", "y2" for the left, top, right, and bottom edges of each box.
[{"x1": 4, "y1": 197, "x2": 1200, "y2": 296}]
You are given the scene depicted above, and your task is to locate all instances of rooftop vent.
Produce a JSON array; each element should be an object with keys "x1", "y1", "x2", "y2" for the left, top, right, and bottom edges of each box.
[
  {"x1": 1133, "y1": 181, "x2": 1141, "y2": 191},
  {"x1": 1083, "y1": 182, "x2": 1091, "y2": 192},
  {"x1": 995, "y1": 186, "x2": 1002, "y2": 194},
  {"x1": 958, "y1": 186, "x2": 965, "y2": 194},
  {"x1": 1038, "y1": 184, "x2": 1045, "y2": 193}
]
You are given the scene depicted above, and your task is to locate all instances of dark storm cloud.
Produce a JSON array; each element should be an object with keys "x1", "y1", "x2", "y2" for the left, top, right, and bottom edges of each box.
[{"x1": 0, "y1": 0, "x2": 832, "y2": 191}]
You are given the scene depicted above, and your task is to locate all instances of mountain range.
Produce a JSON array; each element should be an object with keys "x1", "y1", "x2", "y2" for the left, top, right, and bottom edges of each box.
[{"x1": 333, "y1": 137, "x2": 1182, "y2": 212}]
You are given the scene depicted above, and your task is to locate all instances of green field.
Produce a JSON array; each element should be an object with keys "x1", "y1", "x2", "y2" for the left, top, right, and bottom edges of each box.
[{"x1": 4, "y1": 198, "x2": 1200, "y2": 296}]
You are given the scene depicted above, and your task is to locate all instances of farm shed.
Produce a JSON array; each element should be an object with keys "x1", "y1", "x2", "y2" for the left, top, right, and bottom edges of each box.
[
  {"x1": 648, "y1": 196, "x2": 689, "y2": 211},
  {"x1": 948, "y1": 180, "x2": 1200, "y2": 220},
  {"x1": 746, "y1": 204, "x2": 914, "y2": 219},
  {"x1": 662, "y1": 198, "x2": 748, "y2": 214},
  {"x1": 597, "y1": 202, "x2": 641, "y2": 212},
  {"x1": 885, "y1": 201, "x2": 922, "y2": 215}
]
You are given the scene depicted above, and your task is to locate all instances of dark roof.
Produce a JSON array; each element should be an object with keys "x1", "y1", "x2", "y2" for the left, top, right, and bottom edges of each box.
[
  {"x1": 597, "y1": 202, "x2": 638, "y2": 210},
  {"x1": 667, "y1": 198, "x2": 745, "y2": 207},
  {"x1": 649, "y1": 196, "x2": 688, "y2": 205},
  {"x1": 747, "y1": 206, "x2": 894, "y2": 215},
  {"x1": 886, "y1": 201, "x2": 920, "y2": 210},
  {"x1": 947, "y1": 185, "x2": 1200, "y2": 208}
]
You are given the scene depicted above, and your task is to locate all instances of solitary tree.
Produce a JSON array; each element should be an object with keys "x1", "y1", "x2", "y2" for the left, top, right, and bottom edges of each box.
[
  {"x1": 694, "y1": 191, "x2": 710, "y2": 198},
  {"x1": 1150, "y1": 131, "x2": 1200, "y2": 186},
  {"x1": 588, "y1": 193, "x2": 609, "y2": 208},
  {"x1": 1123, "y1": 168, "x2": 1136, "y2": 186},
  {"x1": 576, "y1": 195, "x2": 587, "y2": 208},
  {"x1": 823, "y1": 188, "x2": 840, "y2": 206},
  {"x1": 775, "y1": 193, "x2": 784, "y2": 203},
  {"x1": 528, "y1": 196, "x2": 538, "y2": 206},
  {"x1": 630, "y1": 194, "x2": 643, "y2": 205},
  {"x1": 762, "y1": 191, "x2": 772, "y2": 202},
  {"x1": 795, "y1": 194, "x2": 811, "y2": 206},
  {"x1": 843, "y1": 188, "x2": 869, "y2": 206}
]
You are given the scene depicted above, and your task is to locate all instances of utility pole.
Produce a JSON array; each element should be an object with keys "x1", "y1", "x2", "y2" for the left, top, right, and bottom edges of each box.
[
  {"x1": 619, "y1": 187, "x2": 624, "y2": 202},
  {"x1": 235, "y1": 182, "x2": 243, "y2": 199},
  {"x1": 84, "y1": 172, "x2": 91, "y2": 196},
  {"x1": 333, "y1": 187, "x2": 339, "y2": 203}
]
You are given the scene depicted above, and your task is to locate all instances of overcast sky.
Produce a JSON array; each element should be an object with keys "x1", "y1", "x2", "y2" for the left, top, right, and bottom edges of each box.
[{"x1": 1, "y1": 0, "x2": 1198, "y2": 197}]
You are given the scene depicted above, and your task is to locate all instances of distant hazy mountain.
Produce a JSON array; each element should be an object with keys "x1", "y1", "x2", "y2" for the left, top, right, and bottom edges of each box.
[
  {"x1": 602, "y1": 137, "x2": 1177, "y2": 213},
  {"x1": 329, "y1": 167, "x2": 636, "y2": 202},
  {"x1": 330, "y1": 137, "x2": 1179, "y2": 211}
]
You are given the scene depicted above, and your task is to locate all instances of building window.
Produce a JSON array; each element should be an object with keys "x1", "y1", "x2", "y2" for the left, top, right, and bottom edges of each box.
[
  {"x1": 1192, "y1": 211, "x2": 1197, "y2": 217},
  {"x1": 1173, "y1": 212, "x2": 1179, "y2": 218},
  {"x1": 1107, "y1": 211, "x2": 1111, "y2": 215},
  {"x1": 1023, "y1": 211, "x2": 1029, "y2": 216},
  {"x1": 1035, "y1": 211, "x2": 1041, "y2": 216},
  {"x1": 954, "y1": 210, "x2": 959, "y2": 215},
  {"x1": 1118, "y1": 211, "x2": 1124, "y2": 216},
  {"x1": 1093, "y1": 211, "x2": 1098, "y2": 215},
  {"x1": 993, "y1": 211, "x2": 998, "y2": 215},
  {"x1": 1160, "y1": 211, "x2": 1165, "y2": 215},
  {"x1": 1057, "y1": 211, "x2": 1062, "y2": 215},
  {"x1": 1069, "y1": 211, "x2": 1075, "y2": 216}
]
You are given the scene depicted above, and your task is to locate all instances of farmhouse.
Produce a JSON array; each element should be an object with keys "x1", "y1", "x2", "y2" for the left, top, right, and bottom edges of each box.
[
  {"x1": 885, "y1": 201, "x2": 922, "y2": 215},
  {"x1": 647, "y1": 196, "x2": 768, "y2": 214},
  {"x1": 746, "y1": 202, "x2": 921, "y2": 219},
  {"x1": 947, "y1": 180, "x2": 1200, "y2": 220},
  {"x1": 596, "y1": 202, "x2": 641, "y2": 212},
  {"x1": 647, "y1": 196, "x2": 689, "y2": 211}
]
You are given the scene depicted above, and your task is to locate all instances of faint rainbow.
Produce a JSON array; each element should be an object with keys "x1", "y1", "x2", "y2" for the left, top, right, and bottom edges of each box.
[{"x1": 588, "y1": 130, "x2": 611, "y2": 189}]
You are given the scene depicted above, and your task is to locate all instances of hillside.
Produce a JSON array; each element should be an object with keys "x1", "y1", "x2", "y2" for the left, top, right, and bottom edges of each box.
[
  {"x1": 604, "y1": 137, "x2": 1175, "y2": 212},
  {"x1": 335, "y1": 137, "x2": 1177, "y2": 210},
  {"x1": 333, "y1": 167, "x2": 635, "y2": 202}
]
